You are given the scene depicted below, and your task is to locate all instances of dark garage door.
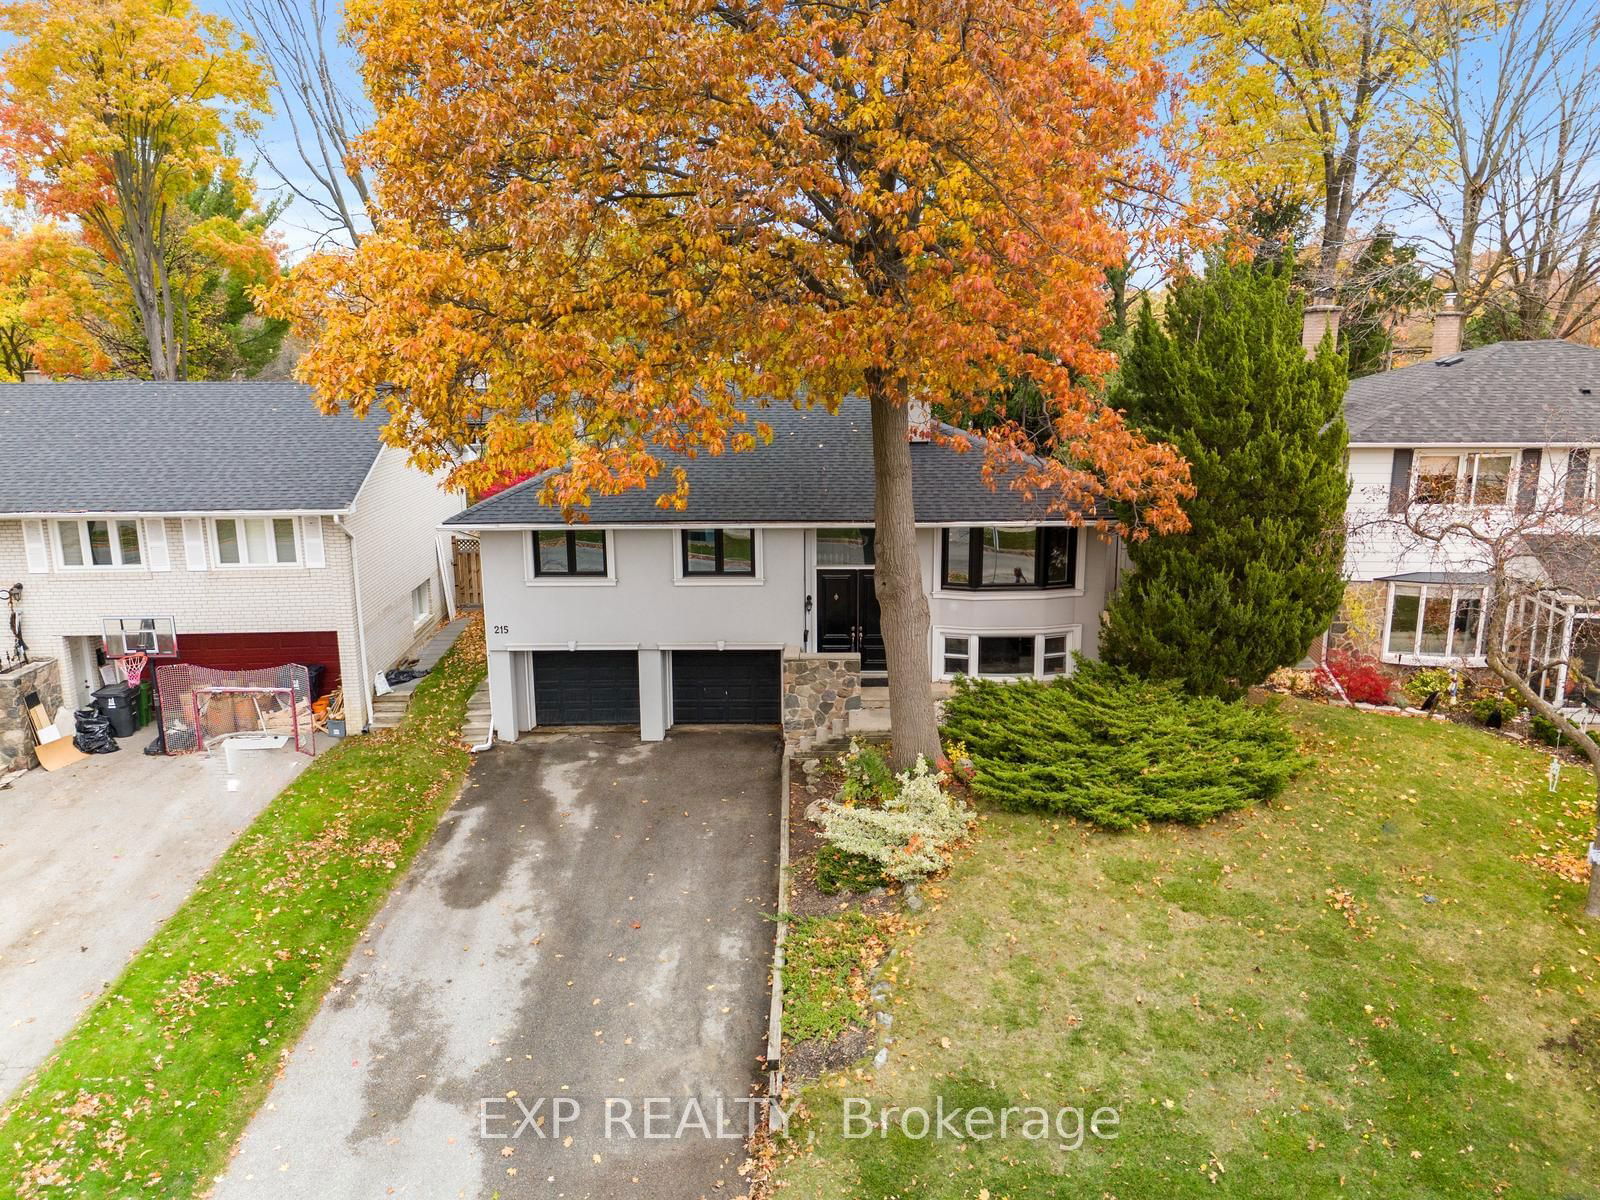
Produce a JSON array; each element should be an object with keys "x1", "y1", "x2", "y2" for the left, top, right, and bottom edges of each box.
[
  {"x1": 532, "y1": 651, "x2": 640, "y2": 726},
  {"x1": 672, "y1": 650, "x2": 781, "y2": 724}
]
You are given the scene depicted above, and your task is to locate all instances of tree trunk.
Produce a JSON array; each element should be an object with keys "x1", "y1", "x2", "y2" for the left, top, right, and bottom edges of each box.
[
  {"x1": 867, "y1": 376, "x2": 941, "y2": 770},
  {"x1": 1488, "y1": 642, "x2": 1600, "y2": 921}
]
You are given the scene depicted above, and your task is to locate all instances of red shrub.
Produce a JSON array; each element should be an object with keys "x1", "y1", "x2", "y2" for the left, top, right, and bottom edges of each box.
[{"x1": 1323, "y1": 650, "x2": 1394, "y2": 705}]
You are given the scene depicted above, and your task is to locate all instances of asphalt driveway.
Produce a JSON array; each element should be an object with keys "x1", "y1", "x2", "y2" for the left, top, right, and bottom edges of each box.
[
  {"x1": 215, "y1": 728, "x2": 781, "y2": 1200},
  {"x1": 0, "y1": 744, "x2": 312, "y2": 1100}
]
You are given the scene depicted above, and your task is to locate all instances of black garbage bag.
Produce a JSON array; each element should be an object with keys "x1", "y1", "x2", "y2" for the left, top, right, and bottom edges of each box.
[
  {"x1": 384, "y1": 666, "x2": 430, "y2": 686},
  {"x1": 73, "y1": 707, "x2": 119, "y2": 754}
]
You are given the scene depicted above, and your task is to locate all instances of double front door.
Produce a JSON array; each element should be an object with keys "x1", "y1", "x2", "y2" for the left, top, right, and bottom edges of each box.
[{"x1": 817, "y1": 570, "x2": 886, "y2": 675}]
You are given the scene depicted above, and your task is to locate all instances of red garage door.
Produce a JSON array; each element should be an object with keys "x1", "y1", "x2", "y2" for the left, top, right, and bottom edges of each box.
[{"x1": 173, "y1": 632, "x2": 342, "y2": 696}]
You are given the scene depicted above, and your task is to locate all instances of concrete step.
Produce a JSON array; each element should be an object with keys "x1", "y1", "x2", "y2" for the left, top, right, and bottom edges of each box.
[
  {"x1": 847, "y1": 705, "x2": 893, "y2": 733},
  {"x1": 857, "y1": 686, "x2": 892, "y2": 710}
]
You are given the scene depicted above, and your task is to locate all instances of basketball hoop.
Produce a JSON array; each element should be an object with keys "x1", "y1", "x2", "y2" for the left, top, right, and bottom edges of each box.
[{"x1": 118, "y1": 651, "x2": 149, "y2": 686}]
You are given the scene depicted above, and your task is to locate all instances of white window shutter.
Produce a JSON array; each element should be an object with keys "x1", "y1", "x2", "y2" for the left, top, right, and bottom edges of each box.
[
  {"x1": 21, "y1": 520, "x2": 48, "y2": 573},
  {"x1": 182, "y1": 519, "x2": 208, "y2": 570},
  {"x1": 144, "y1": 518, "x2": 170, "y2": 570},
  {"x1": 302, "y1": 516, "x2": 326, "y2": 568}
]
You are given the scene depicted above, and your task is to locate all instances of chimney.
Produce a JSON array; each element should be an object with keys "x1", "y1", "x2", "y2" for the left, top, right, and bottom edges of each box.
[
  {"x1": 907, "y1": 395, "x2": 932, "y2": 444},
  {"x1": 21, "y1": 369, "x2": 48, "y2": 383},
  {"x1": 1301, "y1": 288, "x2": 1343, "y2": 359},
  {"x1": 1431, "y1": 293, "x2": 1464, "y2": 360}
]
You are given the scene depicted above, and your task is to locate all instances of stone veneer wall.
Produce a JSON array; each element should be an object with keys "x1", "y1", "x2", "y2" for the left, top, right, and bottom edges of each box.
[
  {"x1": 0, "y1": 657, "x2": 63, "y2": 773},
  {"x1": 782, "y1": 649, "x2": 861, "y2": 746}
]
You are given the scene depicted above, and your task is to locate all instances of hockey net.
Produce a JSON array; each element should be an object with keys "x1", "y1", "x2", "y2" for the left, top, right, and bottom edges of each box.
[{"x1": 154, "y1": 662, "x2": 315, "y2": 756}]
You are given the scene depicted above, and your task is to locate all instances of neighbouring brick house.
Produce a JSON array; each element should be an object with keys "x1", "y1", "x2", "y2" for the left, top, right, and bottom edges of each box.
[{"x1": 0, "y1": 381, "x2": 462, "y2": 750}]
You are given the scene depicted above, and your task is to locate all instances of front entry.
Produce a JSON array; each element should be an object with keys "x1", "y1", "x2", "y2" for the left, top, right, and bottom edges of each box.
[{"x1": 816, "y1": 570, "x2": 887, "y2": 675}]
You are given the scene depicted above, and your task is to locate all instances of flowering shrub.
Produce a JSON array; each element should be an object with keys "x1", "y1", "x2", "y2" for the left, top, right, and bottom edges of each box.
[
  {"x1": 819, "y1": 757, "x2": 973, "y2": 883},
  {"x1": 1323, "y1": 650, "x2": 1393, "y2": 705}
]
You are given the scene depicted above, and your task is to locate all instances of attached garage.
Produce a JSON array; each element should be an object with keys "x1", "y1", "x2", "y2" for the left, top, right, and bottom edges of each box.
[
  {"x1": 172, "y1": 631, "x2": 342, "y2": 695},
  {"x1": 532, "y1": 650, "x2": 640, "y2": 726},
  {"x1": 671, "y1": 650, "x2": 780, "y2": 725}
]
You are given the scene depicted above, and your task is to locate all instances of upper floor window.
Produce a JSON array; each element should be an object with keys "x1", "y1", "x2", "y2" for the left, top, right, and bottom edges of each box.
[
  {"x1": 1414, "y1": 451, "x2": 1514, "y2": 506},
  {"x1": 56, "y1": 519, "x2": 141, "y2": 568},
  {"x1": 534, "y1": 529, "x2": 608, "y2": 576},
  {"x1": 682, "y1": 528, "x2": 755, "y2": 576},
  {"x1": 940, "y1": 526, "x2": 1076, "y2": 590},
  {"x1": 215, "y1": 517, "x2": 298, "y2": 566}
]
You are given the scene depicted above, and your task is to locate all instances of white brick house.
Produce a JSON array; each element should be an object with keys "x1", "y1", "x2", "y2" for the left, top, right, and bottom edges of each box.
[{"x1": 0, "y1": 381, "x2": 462, "y2": 731}]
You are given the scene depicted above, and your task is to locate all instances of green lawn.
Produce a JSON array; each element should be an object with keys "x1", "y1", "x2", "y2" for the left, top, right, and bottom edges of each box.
[
  {"x1": 772, "y1": 700, "x2": 1600, "y2": 1197},
  {"x1": 0, "y1": 619, "x2": 486, "y2": 1200}
]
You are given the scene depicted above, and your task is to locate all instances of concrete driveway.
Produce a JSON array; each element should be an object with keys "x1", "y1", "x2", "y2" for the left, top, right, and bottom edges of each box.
[
  {"x1": 215, "y1": 728, "x2": 781, "y2": 1200},
  {"x1": 0, "y1": 743, "x2": 313, "y2": 1100}
]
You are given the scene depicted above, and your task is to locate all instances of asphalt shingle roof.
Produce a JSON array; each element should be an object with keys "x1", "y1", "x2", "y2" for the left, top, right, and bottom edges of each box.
[
  {"x1": 1344, "y1": 340, "x2": 1600, "y2": 445},
  {"x1": 449, "y1": 399, "x2": 1100, "y2": 526},
  {"x1": 0, "y1": 381, "x2": 385, "y2": 515}
]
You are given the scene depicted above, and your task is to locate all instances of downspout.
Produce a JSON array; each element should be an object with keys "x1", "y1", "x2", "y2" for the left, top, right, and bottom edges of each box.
[{"x1": 333, "y1": 514, "x2": 374, "y2": 733}]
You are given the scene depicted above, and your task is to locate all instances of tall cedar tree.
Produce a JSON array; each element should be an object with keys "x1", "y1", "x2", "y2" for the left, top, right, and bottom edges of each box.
[{"x1": 1102, "y1": 260, "x2": 1349, "y2": 697}]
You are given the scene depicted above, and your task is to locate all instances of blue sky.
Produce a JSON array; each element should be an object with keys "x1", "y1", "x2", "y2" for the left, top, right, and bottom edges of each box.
[{"x1": 203, "y1": 0, "x2": 369, "y2": 258}]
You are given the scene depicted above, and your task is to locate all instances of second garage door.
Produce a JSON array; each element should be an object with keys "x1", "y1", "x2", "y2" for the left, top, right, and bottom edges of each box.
[
  {"x1": 532, "y1": 651, "x2": 640, "y2": 726},
  {"x1": 672, "y1": 650, "x2": 781, "y2": 724}
]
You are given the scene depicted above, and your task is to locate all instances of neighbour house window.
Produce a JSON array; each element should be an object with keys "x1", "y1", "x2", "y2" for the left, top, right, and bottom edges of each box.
[
  {"x1": 55, "y1": 519, "x2": 141, "y2": 568},
  {"x1": 940, "y1": 630, "x2": 1079, "y2": 679},
  {"x1": 816, "y1": 527, "x2": 875, "y2": 566},
  {"x1": 940, "y1": 526, "x2": 1076, "y2": 590},
  {"x1": 533, "y1": 529, "x2": 608, "y2": 576},
  {"x1": 214, "y1": 517, "x2": 297, "y2": 566},
  {"x1": 412, "y1": 581, "x2": 432, "y2": 624},
  {"x1": 1384, "y1": 583, "x2": 1485, "y2": 659},
  {"x1": 1412, "y1": 452, "x2": 1515, "y2": 506},
  {"x1": 681, "y1": 528, "x2": 756, "y2": 576}
]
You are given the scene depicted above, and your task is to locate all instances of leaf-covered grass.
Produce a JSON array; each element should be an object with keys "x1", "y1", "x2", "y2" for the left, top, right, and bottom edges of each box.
[
  {"x1": 771, "y1": 700, "x2": 1600, "y2": 1198},
  {"x1": 0, "y1": 618, "x2": 486, "y2": 1200},
  {"x1": 940, "y1": 661, "x2": 1306, "y2": 829},
  {"x1": 784, "y1": 913, "x2": 892, "y2": 1043}
]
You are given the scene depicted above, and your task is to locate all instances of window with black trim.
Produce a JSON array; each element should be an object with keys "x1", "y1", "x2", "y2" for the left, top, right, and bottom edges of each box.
[
  {"x1": 533, "y1": 529, "x2": 608, "y2": 576},
  {"x1": 940, "y1": 526, "x2": 1076, "y2": 590},
  {"x1": 681, "y1": 528, "x2": 756, "y2": 576}
]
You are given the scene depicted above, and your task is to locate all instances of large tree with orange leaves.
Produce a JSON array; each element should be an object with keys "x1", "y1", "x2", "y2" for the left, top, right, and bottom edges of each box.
[{"x1": 270, "y1": 0, "x2": 1193, "y2": 765}]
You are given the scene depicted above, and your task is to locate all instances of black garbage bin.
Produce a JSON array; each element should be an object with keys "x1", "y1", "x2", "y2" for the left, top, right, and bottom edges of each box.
[{"x1": 92, "y1": 680, "x2": 141, "y2": 738}]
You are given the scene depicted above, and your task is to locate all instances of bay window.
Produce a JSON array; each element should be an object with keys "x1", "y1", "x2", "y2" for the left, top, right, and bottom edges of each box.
[
  {"x1": 941, "y1": 526, "x2": 1076, "y2": 590},
  {"x1": 939, "y1": 629, "x2": 1080, "y2": 679},
  {"x1": 1385, "y1": 582, "x2": 1485, "y2": 660}
]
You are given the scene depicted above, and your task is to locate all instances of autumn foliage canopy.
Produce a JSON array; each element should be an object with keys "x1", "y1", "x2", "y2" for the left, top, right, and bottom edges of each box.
[{"x1": 269, "y1": 0, "x2": 1192, "y2": 530}]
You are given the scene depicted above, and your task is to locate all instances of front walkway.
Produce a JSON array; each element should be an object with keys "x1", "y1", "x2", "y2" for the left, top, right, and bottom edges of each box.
[
  {"x1": 215, "y1": 728, "x2": 781, "y2": 1200},
  {"x1": 0, "y1": 743, "x2": 312, "y2": 1099}
]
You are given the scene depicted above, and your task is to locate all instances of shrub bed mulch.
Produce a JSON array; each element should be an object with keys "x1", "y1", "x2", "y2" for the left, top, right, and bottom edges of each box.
[{"x1": 786, "y1": 763, "x2": 904, "y2": 920}]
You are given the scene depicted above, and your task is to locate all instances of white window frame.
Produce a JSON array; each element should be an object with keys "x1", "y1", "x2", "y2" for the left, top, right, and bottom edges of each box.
[
  {"x1": 1382, "y1": 582, "x2": 1488, "y2": 663},
  {"x1": 210, "y1": 516, "x2": 301, "y2": 568},
  {"x1": 1411, "y1": 450, "x2": 1517, "y2": 508},
  {"x1": 524, "y1": 528, "x2": 617, "y2": 586},
  {"x1": 53, "y1": 518, "x2": 144, "y2": 569},
  {"x1": 936, "y1": 626, "x2": 1083, "y2": 681},
  {"x1": 412, "y1": 580, "x2": 433, "y2": 626}
]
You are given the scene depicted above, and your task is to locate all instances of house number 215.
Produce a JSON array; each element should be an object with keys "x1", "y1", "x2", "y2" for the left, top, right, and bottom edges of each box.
[{"x1": 493, "y1": 625, "x2": 509, "y2": 634}]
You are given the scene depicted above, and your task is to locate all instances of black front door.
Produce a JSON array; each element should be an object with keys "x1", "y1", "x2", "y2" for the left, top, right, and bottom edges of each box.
[{"x1": 817, "y1": 570, "x2": 886, "y2": 674}]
